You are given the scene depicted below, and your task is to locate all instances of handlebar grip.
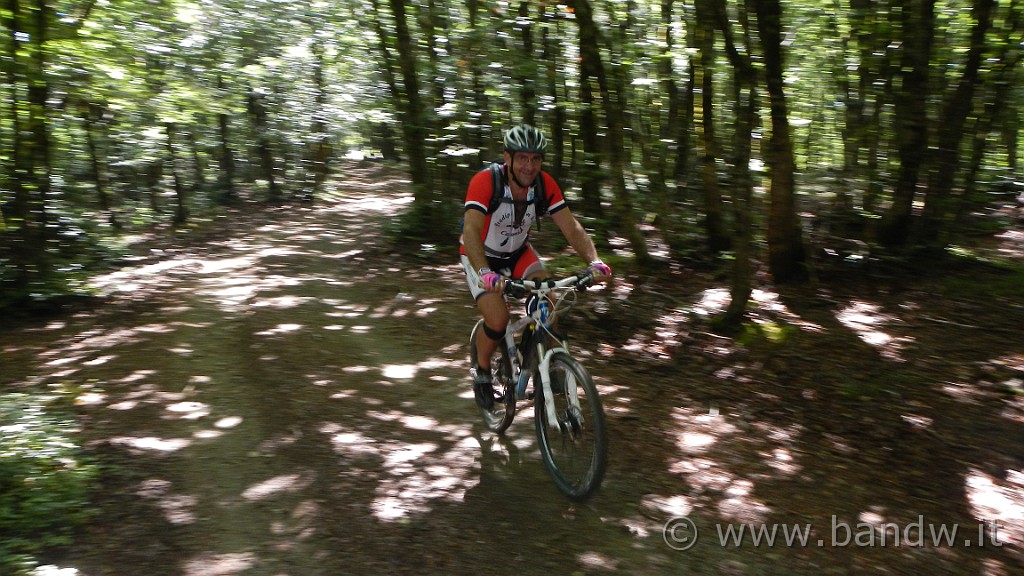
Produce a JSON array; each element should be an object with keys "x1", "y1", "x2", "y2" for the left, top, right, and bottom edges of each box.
[
  {"x1": 503, "y1": 280, "x2": 529, "y2": 298},
  {"x1": 576, "y1": 272, "x2": 594, "y2": 291}
]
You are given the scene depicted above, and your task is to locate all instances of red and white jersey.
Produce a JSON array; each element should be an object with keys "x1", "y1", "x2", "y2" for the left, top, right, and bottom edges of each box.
[{"x1": 459, "y1": 166, "x2": 566, "y2": 258}]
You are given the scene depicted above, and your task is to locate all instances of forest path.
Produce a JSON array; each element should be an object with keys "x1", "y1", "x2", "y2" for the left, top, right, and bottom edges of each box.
[{"x1": 2, "y1": 163, "x2": 1023, "y2": 575}]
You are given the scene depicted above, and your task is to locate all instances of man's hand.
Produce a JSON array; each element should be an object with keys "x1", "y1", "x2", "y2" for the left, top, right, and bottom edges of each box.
[
  {"x1": 479, "y1": 268, "x2": 504, "y2": 293},
  {"x1": 587, "y1": 260, "x2": 611, "y2": 279}
]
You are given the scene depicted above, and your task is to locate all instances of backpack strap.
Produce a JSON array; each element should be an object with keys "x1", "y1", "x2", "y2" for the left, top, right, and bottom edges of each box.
[
  {"x1": 487, "y1": 163, "x2": 505, "y2": 215},
  {"x1": 485, "y1": 162, "x2": 548, "y2": 230}
]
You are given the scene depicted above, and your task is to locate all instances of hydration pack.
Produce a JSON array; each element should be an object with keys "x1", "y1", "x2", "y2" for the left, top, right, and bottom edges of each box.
[{"x1": 481, "y1": 162, "x2": 549, "y2": 230}]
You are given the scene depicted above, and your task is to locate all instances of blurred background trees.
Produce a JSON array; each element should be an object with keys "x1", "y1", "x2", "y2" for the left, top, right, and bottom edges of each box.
[
  {"x1": 1, "y1": 0, "x2": 1022, "y2": 314},
  {"x1": 1, "y1": 2, "x2": 1022, "y2": 570}
]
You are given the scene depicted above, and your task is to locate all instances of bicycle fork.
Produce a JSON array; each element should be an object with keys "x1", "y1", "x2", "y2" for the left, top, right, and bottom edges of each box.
[
  {"x1": 502, "y1": 319, "x2": 582, "y2": 431},
  {"x1": 536, "y1": 345, "x2": 581, "y2": 431}
]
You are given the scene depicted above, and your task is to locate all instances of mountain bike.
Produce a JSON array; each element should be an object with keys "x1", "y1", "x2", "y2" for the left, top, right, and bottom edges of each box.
[{"x1": 468, "y1": 273, "x2": 608, "y2": 500}]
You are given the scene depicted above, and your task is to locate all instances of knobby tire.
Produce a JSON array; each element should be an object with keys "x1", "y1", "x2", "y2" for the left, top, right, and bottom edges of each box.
[
  {"x1": 469, "y1": 319, "x2": 516, "y2": 433},
  {"x1": 534, "y1": 351, "x2": 607, "y2": 500}
]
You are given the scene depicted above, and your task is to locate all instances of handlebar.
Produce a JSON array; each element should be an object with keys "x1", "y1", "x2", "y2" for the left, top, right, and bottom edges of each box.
[{"x1": 503, "y1": 273, "x2": 595, "y2": 298}]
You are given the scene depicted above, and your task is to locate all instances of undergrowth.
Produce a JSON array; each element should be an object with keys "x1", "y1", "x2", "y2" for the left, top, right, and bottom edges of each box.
[{"x1": 0, "y1": 393, "x2": 98, "y2": 575}]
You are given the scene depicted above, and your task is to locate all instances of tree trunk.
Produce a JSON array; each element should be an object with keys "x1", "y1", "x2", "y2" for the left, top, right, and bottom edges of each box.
[
  {"x1": 187, "y1": 129, "x2": 205, "y2": 192},
  {"x1": 541, "y1": 5, "x2": 567, "y2": 183},
  {"x1": 919, "y1": 0, "x2": 994, "y2": 245},
  {"x1": 247, "y1": 89, "x2": 282, "y2": 202},
  {"x1": 880, "y1": 0, "x2": 935, "y2": 247},
  {"x1": 368, "y1": 0, "x2": 403, "y2": 164},
  {"x1": 648, "y1": 0, "x2": 681, "y2": 251},
  {"x1": 955, "y1": 7, "x2": 1021, "y2": 226},
  {"x1": 3, "y1": 0, "x2": 54, "y2": 289},
  {"x1": 165, "y1": 123, "x2": 189, "y2": 225},
  {"x1": 82, "y1": 106, "x2": 119, "y2": 228},
  {"x1": 3, "y1": 0, "x2": 32, "y2": 289},
  {"x1": 218, "y1": 111, "x2": 237, "y2": 202},
  {"x1": 576, "y1": 30, "x2": 603, "y2": 219},
  {"x1": 214, "y1": 75, "x2": 237, "y2": 203},
  {"x1": 755, "y1": 0, "x2": 807, "y2": 283},
  {"x1": 693, "y1": 0, "x2": 730, "y2": 254},
  {"x1": 385, "y1": 0, "x2": 432, "y2": 205},
  {"x1": 719, "y1": 0, "x2": 757, "y2": 326},
  {"x1": 27, "y1": 0, "x2": 51, "y2": 228},
  {"x1": 674, "y1": 15, "x2": 696, "y2": 199},
  {"x1": 463, "y1": 0, "x2": 493, "y2": 165},
  {"x1": 571, "y1": 0, "x2": 649, "y2": 262},
  {"x1": 308, "y1": 39, "x2": 332, "y2": 202},
  {"x1": 515, "y1": 1, "x2": 538, "y2": 125},
  {"x1": 844, "y1": 0, "x2": 876, "y2": 176},
  {"x1": 419, "y1": 0, "x2": 444, "y2": 113}
]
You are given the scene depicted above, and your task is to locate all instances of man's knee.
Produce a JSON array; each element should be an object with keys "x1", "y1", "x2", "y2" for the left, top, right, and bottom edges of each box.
[{"x1": 482, "y1": 322, "x2": 506, "y2": 342}]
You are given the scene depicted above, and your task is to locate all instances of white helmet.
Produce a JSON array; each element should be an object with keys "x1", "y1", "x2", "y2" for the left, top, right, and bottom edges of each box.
[{"x1": 503, "y1": 124, "x2": 548, "y2": 154}]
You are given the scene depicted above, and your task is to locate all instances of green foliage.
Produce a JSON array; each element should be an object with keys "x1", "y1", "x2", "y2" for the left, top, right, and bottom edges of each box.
[
  {"x1": 386, "y1": 195, "x2": 463, "y2": 248},
  {"x1": 0, "y1": 215, "x2": 122, "y2": 316},
  {"x1": 939, "y1": 252, "x2": 1024, "y2": 301},
  {"x1": 0, "y1": 393, "x2": 99, "y2": 574},
  {"x1": 1, "y1": 0, "x2": 1022, "y2": 311},
  {"x1": 835, "y1": 367, "x2": 923, "y2": 401}
]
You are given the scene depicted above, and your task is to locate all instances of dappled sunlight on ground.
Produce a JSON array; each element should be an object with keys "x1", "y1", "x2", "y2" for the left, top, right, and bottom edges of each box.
[
  {"x1": 666, "y1": 407, "x2": 771, "y2": 525},
  {"x1": 966, "y1": 468, "x2": 1024, "y2": 548},
  {"x1": 690, "y1": 287, "x2": 822, "y2": 331},
  {"x1": 182, "y1": 553, "x2": 257, "y2": 576},
  {"x1": 110, "y1": 435, "x2": 192, "y2": 453},
  {"x1": 320, "y1": 419, "x2": 480, "y2": 522},
  {"x1": 241, "y1": 472, "x2": 313, "y2": 501},
  {"x1": 3, "y1": 177, "x2": 1022, "y2": 575},
  {"x1": 136, "y1": 478, "x2": 198, "y2": 525},
  {"x1": 835, "y1": 299, "x2": 911, "y2": 361},
  {"x1": 620, "y1": 285, "x2": 833, "y2": 363}
]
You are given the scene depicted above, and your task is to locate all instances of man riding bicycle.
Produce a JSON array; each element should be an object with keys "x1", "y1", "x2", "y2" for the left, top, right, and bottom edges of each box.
[{"x1": 460, "y1": 124, "x2": 611, "y2": 410}]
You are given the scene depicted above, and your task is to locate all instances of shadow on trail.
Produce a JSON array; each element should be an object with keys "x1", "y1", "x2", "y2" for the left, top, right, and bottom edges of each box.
[
  {"x1": 1, "y1": 177, "x2": 676, "y2": 575},
  {"x1": 2, "y1": 165, "x2": 1022, "y2": 575}
]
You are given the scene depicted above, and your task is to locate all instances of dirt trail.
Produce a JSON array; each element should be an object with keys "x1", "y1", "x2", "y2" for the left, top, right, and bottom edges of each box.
[{"x1": 2, "y1": 164, "x2": 1022, "y2": 575}]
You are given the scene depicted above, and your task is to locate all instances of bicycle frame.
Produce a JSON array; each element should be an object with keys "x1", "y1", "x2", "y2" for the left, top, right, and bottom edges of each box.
[
  {"x1": 501, "y1": 276, "x2": 586, "y2": 429},
  {"x1": 471, "y1": 272, "x2": 608, "y2": 500}
]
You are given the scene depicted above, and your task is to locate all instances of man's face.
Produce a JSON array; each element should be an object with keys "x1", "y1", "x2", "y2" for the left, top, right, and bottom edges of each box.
[{"x1": 505, "y1": 151, "x2": 543, "y2": 186}]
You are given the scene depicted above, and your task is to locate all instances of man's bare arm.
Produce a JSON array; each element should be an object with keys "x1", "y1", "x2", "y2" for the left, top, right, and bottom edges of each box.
[
  {"x1": 462, "y1": 210, "x2": 490, "y2": 272},
  {"x1": 551, "y1": 209, "x2": 600, "y2": 265}
]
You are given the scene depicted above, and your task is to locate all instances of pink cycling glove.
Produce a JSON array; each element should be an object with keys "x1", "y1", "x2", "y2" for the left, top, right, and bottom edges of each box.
[
  {"x1": 479, "y1": 269, "x2": 503, "y2": 291},
  {"x1": 587, "y1": 260, "x2": 612, "y2": 278}
]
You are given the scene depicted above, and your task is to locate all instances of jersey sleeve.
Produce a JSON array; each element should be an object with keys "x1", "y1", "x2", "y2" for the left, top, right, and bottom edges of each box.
[
  {"x1": 542, "y1": 172, "x2": 567, "y2": 215},
  {"x1": 464, "y1": 169, "x2": 494, "y2": 214}
]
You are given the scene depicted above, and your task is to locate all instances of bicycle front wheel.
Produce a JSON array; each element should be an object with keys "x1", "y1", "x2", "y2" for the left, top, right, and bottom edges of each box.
[
  {"x1": 534, "y1": 351, "x2": 607, "y2": 500},
  {"x1": 469, "y1": 319, "x2": 516, "y2": 433}
]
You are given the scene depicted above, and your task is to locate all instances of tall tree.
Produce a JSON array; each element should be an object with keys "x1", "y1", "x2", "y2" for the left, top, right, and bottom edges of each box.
[
  {"x1": 717, "y1": 0, "x2": 758, "y2": 325},
  {"x1": 754, "y1": 0, "x2": 807, "y2": 283},
  {"x1": 541, "y1": 4, "x2": 568, "y2": 183},
  {"x1": 306, "y1": 38, "x2": 333, "y2": 202},
  {"x1": 515, "y1": 1, "x2": 539, "y2": 125},
  {"x1": 880, "y1": 0, "x2": 936, "y2": 247},
  {"x1": 919, "y1": 0, "x2": 995, "y2": 244},
  {"x1": 570, "y1": 0, "x2": 650, "y2": 262},
  {"x1": 693, "y1": 0, "x2": 730, "y2": 254},
  {"x1": 3, "y1": 0, "x2": 55, "y2": 290},
  {"x1": 165, "y1": 123, "x2": 189, "y2": 224},
  {"x1": 247, "y1": 88, "x2": 282, "y2": 203},
  {"x1": 377, "y1": 0, "x2": 436, "y2": 235}
]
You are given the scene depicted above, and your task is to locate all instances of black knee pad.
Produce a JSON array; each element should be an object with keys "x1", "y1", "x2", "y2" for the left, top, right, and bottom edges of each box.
[{"x1": 483, "y1": 323, "x2": 506, "y2": 342}]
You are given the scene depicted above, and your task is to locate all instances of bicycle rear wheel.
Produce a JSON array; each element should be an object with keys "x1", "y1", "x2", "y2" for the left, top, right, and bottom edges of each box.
[
  {"x1": 469, "y1": 320, "x2": 516, "y2": 433},
  {"x1": 534, "y1": 351, "x2": 607, "y2": 500}
]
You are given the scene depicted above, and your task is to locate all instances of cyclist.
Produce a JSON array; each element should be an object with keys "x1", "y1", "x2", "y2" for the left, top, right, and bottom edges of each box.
[{"x1": 460, "y1": 124, "x2": 611, "y2": 410}]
